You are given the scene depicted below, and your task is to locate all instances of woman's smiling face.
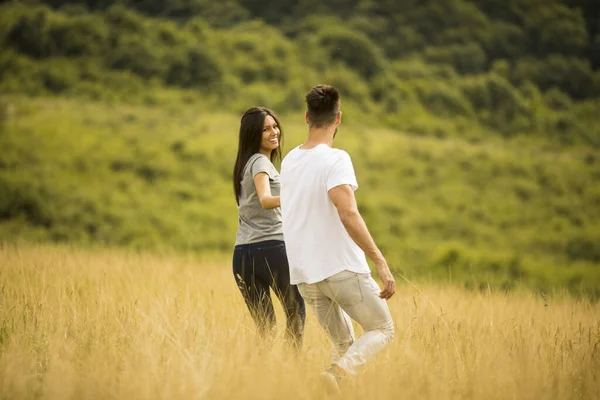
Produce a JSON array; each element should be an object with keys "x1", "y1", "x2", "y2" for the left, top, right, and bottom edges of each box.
[{"x1": 260, "y1": 114, "x2": 280, "y2": 155}]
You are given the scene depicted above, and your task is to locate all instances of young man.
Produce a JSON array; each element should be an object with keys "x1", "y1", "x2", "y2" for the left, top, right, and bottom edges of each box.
[{"x1": 280, "y1": 85, "x2": 395, "y2": 386}]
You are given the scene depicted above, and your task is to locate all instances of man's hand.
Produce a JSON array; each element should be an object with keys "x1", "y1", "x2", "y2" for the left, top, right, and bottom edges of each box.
[{"x1": 376, "y1": 261, "x2": 395, "y2": 300}]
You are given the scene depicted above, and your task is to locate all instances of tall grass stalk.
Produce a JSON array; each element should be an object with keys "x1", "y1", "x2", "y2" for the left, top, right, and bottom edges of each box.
[{"x1": 1, "y1": 244, "x2": 599, "y2": 399}]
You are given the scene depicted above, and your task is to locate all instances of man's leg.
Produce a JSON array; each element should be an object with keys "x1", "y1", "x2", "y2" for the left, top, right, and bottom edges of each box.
[
  {"x1": 322, "y1": 270, "x2": 395, "y2": 375},
  {"x1": 297, "y1": 281, "x2": 355, "y2": 363}
]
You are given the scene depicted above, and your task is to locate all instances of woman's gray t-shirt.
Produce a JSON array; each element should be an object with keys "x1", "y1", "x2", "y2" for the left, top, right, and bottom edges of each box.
[{"x1": 235, "y1": 153, "x2": 284, "y2": 245}]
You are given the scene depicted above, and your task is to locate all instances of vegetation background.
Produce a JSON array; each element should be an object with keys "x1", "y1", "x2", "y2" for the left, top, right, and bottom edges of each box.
[
  {"x1": 1, "y1": 0, "x2": 599, "y2": 298},
  {"x1": 1, "y1": 1, "x2": 600, "y2": 399}
]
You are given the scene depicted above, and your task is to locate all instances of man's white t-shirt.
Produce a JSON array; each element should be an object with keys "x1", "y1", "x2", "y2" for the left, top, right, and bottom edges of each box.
[{"x1": 280, "y1": 144, "x2": 370, "y2": 284}]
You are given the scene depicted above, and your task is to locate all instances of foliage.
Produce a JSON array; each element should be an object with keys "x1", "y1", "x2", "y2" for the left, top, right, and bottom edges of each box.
[
  {"x1": 1, "y1": 96, "x2": 599, "y2": 298},
  {"x1": 1, "y1": 1, "x2": 600, "y2": 143},
  {"x1": 0, "y1": 0, "x2": 600, "y2": 296}
]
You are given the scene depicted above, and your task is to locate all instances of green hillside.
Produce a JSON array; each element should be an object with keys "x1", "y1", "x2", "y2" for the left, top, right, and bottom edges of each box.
[
  {"x1": 1, "y1": 96, "x2": 599, "y2": 298},
  {"x1": 1, "y1": 0, "x2": 599, "y2": 297},
  {"x1": 1, "y1": 0, "x2": 600, "y2": 143}
]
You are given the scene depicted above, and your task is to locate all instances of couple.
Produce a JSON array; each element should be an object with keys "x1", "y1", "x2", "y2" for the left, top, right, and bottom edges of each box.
[{"x1": 232, "y1": 85, "x2": 395, "y2": 385}]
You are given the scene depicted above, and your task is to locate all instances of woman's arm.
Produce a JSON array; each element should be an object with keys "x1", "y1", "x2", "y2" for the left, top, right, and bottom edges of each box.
[{"x1": 254, "y1": 172, "x2": 280, "y2": 209}]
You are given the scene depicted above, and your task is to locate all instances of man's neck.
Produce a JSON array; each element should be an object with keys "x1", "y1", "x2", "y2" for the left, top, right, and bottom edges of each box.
[{"x1": 301, "y1": 127, "x2": 336, "y2": 149}]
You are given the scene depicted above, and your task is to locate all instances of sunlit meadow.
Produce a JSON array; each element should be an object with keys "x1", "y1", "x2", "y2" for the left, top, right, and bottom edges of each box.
[{"x1": 1, "y1": 243, "x2": 598, "y2": 399}]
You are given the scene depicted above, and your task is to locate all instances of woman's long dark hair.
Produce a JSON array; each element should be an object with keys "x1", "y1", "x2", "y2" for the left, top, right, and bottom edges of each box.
[{"x1": 233, "y1": 107, "x2": 284, "y2": 204}]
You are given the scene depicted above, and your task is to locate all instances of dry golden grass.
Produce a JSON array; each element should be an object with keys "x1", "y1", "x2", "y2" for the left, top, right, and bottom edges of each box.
[{"x1": 1, "y1": 243, "x2": 599, "y2": 399}]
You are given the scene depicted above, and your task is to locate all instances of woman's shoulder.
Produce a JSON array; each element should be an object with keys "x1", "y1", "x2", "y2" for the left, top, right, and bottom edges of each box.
[
  {"x1": 245, "y1": 153, "x2": 268, "y2": 167},
  {"x1": 245, "y1": 153, "x2": 277, "y2": 176},
  {"x1": 249, "y1": 153, "x2": 273, "y2": 167}
]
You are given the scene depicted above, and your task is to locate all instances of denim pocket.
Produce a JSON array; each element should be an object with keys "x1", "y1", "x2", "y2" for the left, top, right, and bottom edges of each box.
[{"x1": 326, "y1": 272, "x2": 363, "y2": 307}]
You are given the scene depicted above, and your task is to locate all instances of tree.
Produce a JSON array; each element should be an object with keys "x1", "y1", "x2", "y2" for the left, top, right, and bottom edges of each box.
[
  {"x1": 512, "y1": 55, "x2": 598, "y2": 99},
  {"x1": 424, "y1": 43, "x2": 487, "y2": 74},
  {"x1": 49, "y1": 14, "x2": 109, "y2": 56},
  {"x1": 520, "y1": 2, "x2": 589, "y2": 56},
  {"x1": 298, "y1": 22, "x2": 387, "y2": 79},
  {"x1": 460, "y1": 74, "x2": 531, "y2": 134},
  {"x1": 166, "y1": 46, "x2": 223, "y2": 88},
  {"x1": 4, "y1": 5, "x2": 56, "y2": 58}
]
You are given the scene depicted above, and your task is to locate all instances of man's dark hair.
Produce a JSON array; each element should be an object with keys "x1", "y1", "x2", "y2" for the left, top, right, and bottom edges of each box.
[{"x1": 305, "y1": 85, "x2": 340, "y2": 128}]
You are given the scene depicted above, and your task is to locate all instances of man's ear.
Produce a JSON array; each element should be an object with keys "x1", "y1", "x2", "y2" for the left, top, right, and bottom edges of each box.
[
  {"x1": 305, "y1": 111, "x2": 310, "y2": 125},
  {"x1": 336, "y1": 111, "x2": 342, "y2": 125}
]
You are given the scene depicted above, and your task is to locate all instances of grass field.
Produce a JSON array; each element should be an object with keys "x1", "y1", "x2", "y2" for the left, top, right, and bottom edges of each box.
[{"x1": 1, "y1": 243, "x2": 598, "y2": 399}]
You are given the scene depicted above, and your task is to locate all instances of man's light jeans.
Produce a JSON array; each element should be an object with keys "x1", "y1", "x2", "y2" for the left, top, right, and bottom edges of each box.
[{"x1": 297, "y1": 270, "x2": 394, "y2": 375}]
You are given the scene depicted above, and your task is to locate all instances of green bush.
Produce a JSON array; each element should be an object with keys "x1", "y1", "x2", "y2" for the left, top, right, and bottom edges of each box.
[
  {"x1": 0, "y1": 174, "x2": 55, "y2": 228},
  {"x1": 49, "y1": 14, "x2": 109, "y2": 56},
  {"x1": 0, "y1": 52, "x2": 45, "y2": 95},
  {"x1": 460, "y1": 74, "x2": 530, "y2": 134},
  {"x1": 109, "y1": 35, "x2": 167, "y2": 79},
  {"x1": 512, "y1": 55, "x2": 598, "y2": 99},
  {"x1": 318, "y1": 64, "x2": 377, "y2": 112},
  {"x1": 166, "y1": 46, "x2": 223, "y2": 88},
  {"x1": 544, "y1": 87, "x2": 573, "y2": 110},
  {"x1": 522, "y1": 3, "x2": 588, "y2": 56},
  {"x1": 424, "y1": 42, "x2": 487, "y2": 74},
  {"x1": 219, "y1": 21, "x2": 300, "y2": 84},
  {"x1": 4, "y1": 5, "x2": 57, "y2": 58},
  {"x1": 39, "y1": 58, "x2": 81, "y2": 93},
  {"x1": 392, "y1": 59, "x2": 458, "y2": 81},
  {"x1": 412, "y1": 79, "x2": 475, "y2": 118},
  {"x1": 300, "y1": 22, "x2": 387, "y2": 79},
  {"x1": 370, "y1": 72, "x2": 418, "y2": 114},
  {"x1": 482, "y1": 21, "x2": 527, "y2": 60}
]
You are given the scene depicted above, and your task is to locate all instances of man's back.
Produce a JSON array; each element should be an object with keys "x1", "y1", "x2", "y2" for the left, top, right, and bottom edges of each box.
[{"x1": 280, "y1": 144, "x2": 369, "y2": 285}]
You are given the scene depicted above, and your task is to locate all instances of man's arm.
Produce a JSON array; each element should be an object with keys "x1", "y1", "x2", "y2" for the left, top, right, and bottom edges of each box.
[
  {"x1": 254, "y1": 172, "x2": 280, "y2": 209},
  {"x1": 328, "y1": 184, "x2": 395, "y2": 300}
]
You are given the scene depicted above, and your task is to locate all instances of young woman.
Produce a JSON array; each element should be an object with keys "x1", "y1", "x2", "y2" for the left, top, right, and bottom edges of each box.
[{"x1": 232, "y1": 107, "x2": 305, "y2": 349}]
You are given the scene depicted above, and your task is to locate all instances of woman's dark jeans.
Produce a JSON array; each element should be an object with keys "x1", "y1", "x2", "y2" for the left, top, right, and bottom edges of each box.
[{"x1": 233, "y1": 240, "x2": 305, "y2": 349}]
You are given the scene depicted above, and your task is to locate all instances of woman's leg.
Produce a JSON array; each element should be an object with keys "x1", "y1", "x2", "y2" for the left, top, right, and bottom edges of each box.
[
  {"x1": 277, "y1": 285, "x2": 306, "y2": 350},
  {"x1": 252, "y1": 241, "x2": 306, "y2": 350},
  {"x1": 233, "y1": 245, "x2": 276, "y2": 339}
]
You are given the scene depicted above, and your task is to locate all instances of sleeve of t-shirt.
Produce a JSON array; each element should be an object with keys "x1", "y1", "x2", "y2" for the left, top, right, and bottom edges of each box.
[
  {"x1": 250, "y1": 155, "x2": 275, "y2": 179},
  {"x1": 326, "y1": 151, "x2": 359, "y2": 192}
]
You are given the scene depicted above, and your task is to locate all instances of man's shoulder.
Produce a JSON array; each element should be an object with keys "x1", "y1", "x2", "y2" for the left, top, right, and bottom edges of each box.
[
  {"x1": 330, "y1": 147, "x2": 349, "y2": 157},
  {"x1": 281, "y1": 146, "x2": 351, "y2": 167},
  {"x1": 281, "y1": 146, "x2": 301, "y2": 166},
  {"x1": 327, "y1": 148, "x2": 352, "y2": 165},
  {"x1": 282, "y1": 146, "x2": 300, "y2": 159}
]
